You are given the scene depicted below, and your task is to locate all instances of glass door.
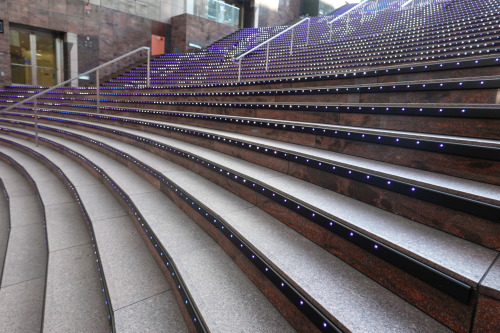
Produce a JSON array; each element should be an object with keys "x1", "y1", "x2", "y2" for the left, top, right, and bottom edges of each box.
[
  {"x1": 9, "y1": 27, "x2": 62, "y2": 86},
  {"x1": 10, "y1": 29, "x2": 33, "y2": 85},
  {"x1": 35, "y1": 34, "x2": 56, "y2": 86}
]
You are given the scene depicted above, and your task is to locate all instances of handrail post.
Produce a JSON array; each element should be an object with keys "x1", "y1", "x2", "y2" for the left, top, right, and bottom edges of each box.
[
  {"x1": 306, "y1": 18, "x2": 310, "y2": 46},
  {"x1": 329, "y1": 23, "x2": 333, "y2": 42},
  {"x1": 238, "y1": 58, "x2": 242, "y2": 82},
  {"x1": 34, "y1": 98, "x2": 38, "y2": 147},
  {"x1": 147, "y1": 48, "x2": 151, "y2": 86},
  {"x1": 265, "y1": 43, "x2": 270, "y2": 71},
  {"x1": 290, "y1": 28, "x2": 294, "y2": 55},
  {"x1": 96, "y1": 69, "x2": 100, "y2": 114}
]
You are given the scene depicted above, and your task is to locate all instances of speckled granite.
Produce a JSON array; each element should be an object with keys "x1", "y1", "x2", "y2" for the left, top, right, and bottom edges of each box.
[
  {"x1": 130, "y1": 190, "x2": 294, "y2": 332},
  {"x1": 0, "y1": 277, "x2": 44, "y2": 333},
  {"x1": 0, "y1": 159, "x2": 46, "y2": 288},
  {"x1": 114, "y1": 292, "x2": 188, "y2": 333},
  {"x1": 480, "y1": 255, "x2": 500, "y2": 300},
  {"x1": 45, "y1": 202, "x2": 91, "y2": 251},
  {"x1": 75, "y1": 183, "x2": 128, "y2": 222},
  {"x1": 43, "y1": 243, "x2": 111, "y2": 332},
  {"x1": 92, "y1": 214, "x2": 169, "y2": 310}
]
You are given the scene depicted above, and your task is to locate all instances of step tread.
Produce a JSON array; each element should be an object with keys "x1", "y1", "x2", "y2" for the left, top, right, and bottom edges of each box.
[
  {"x1": 32, "y1": 112, "x2": 500, "y2": 205},
  {"x1": 0, "y1": 161, "x2": 46, "y2": 288},
  {"x1": 0, "y1": 160, "x2": 45, "y2": 332},
  {"x1": 17, "y1": 125, "x2": 456, "y2": 331},
  {"x1": 0, "y1": 133, "x2": 294, "y2": 332},
  {"x1": 43, "y1": 243, "x2": 111, "y2": 332},
  {"x1": 157, "y1": 119, "x2": 500, "y2": 203},
  {"x1": 481, "y1": 256, "x2": 500, "y2": 299},
  {"x1": 0, "y1": 277, "x2": 45, "y2": 333},
  {"x1": 0, "y1": 146, "x2": 111, "y2": 332},
  {"x1": 164, "y1": 110, "x2": 500, "y2": 148},
  {"x1": 39, "y1": 122, "x2": 498, "y2": 287},
  {"x1": 0, "y1": 140, "x2": 185, "y2": 332}
]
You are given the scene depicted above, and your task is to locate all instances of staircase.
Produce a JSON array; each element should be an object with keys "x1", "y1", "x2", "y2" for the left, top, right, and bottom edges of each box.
[{"x1": 0, "y1": 1, "x2": 499, "y2": 332}]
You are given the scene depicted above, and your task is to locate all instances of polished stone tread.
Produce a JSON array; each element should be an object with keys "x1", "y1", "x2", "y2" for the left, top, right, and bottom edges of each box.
[
  {"x1": 8, "y1": 126, "x2": 457, "y2": 332},
  {"x1": 30, "y1": 121, "x2": 498, "y2": 287},
  {"x1": 0, "y1": 141, "x2": 184, "y2": 332},
  {"x1": 0, "y1": 133, "x2": 292, "y2": 332},
  {"x1": 0, "y1": 146, "x2": 111, "y2": 333},
  {"x1": 0, "y1": 160, "x2": 45, "y2": 332}
]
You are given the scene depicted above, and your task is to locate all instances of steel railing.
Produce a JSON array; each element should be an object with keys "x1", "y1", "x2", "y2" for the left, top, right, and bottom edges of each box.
[
  {"x1": 327, "y1": 0, "x2": 368, "y2": 41},
  {"x1": 1, "y1": 46, "x2": 151, "y2": 145},
  {"x1": 234, "y1": 17, "x2": 311, "y2": 81}
]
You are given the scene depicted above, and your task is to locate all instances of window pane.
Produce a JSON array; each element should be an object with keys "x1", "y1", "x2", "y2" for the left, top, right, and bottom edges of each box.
[
  {"x1": 37, "y1": 67, "x2": 56, "y2": 86},
  {"x1": 11, "y1": 64, "x2": 33, "y2": 85},
  {"x1": 10, "y1": 30, "x2": 31, "y2": 66},
  {"x1": 36, "y1": 35, "x2": 56, "y2": 69}
]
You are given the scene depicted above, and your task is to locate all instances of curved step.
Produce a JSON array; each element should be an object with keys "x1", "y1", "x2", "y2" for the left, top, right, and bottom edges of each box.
[
  {"x1": 5, "y1": 113, "x2": 498, "y2": 249},
  {"x1": 0, "y1": 133, "x2": 294, "y2": 332},
  {"x1": 0, "y1": 142, "x2": 186, "y2": 332},
  {"x1": 0, "y1": 179, "x2": 9, "y2": 286},
  {"x1": 0, "y1": 158, "x2": 46, "y2": 333},
  {"x1": 0, "y1": 145, "x2": 112, "y2": 332},
  {"x1": 0, "y1": 124, "x2": 462, "y2": 332}
]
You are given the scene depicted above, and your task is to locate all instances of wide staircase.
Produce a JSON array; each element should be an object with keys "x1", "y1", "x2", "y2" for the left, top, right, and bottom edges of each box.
[{"x1": 0, "y1": 0, "x2": 499, "y2": 332}]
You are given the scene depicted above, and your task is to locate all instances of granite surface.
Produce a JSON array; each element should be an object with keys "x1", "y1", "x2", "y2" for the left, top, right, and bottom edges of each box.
[
  {"x1": 92, "y1": 214, "x2": 169, "y2": 311},
  {"x1": 0, "y1": 277, "x2": 45, "y2": 333},
  {"x1": 45, "y1": 201, "x2": 91, "y2": 252},
  {"x1": 480, "y1": 255, "x2": 500, "y2": 300},
  {"x1": 43, "y1": 243, "x2": 111, "y2": 333},
  {"x1": 114, "y1": 291, "x2": 188, "y2": 333}
]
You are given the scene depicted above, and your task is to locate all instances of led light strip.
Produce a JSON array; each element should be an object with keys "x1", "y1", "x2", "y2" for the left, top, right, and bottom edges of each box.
[
  {"x1": 1, "y1": 121, "x2": 474, "y2": 305},
  {"x1": 0, "y1": 150, "x2": 51, "y2": 332},
  {"x1": 0, "y1": 126, "x2": 340, "y2": 332},
  {"x1": 7, "y1": 113, "x2": 497, "y2": 222}
]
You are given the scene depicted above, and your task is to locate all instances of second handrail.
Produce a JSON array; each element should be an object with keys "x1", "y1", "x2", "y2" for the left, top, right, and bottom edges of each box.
[
  {"x1": 235, "y1": 17, "x2": 311, "y2": 81},
  {"x1": 0, "y1": 46, "x2": 151, "y2": 145}
]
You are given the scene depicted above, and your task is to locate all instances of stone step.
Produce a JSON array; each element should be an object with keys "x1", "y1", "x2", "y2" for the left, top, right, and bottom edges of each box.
[
  {"x1": 0, "y1": 133, "x2": 294, "y2": 332},
  {"x1": 0, "y1": 125, "x2": 457, "y2": 332},
  {"x1": 0, "y1": 179, "x2": 8, "y2": 285},
  {"x1": 15, "y1": 107, "x2": 499, "y2": 186},
  {"x1": 3, "y1": 95, "x2": 499, "y2": 139},
  {"x1": 0, "y1": 145, "x2": 112, "y2": 333},
  {"x1": 0, "y1": 139, "x2": 187, "y2": 332},
  {"x1": 3, "y1": 121, "x2": 497, "y2": 332},
  {"x1": 0, "y1": 158, "x2": 46, "y2": 333},
  {"x1": 5, "y1": 113, "x2": 498, "y2": 249}
]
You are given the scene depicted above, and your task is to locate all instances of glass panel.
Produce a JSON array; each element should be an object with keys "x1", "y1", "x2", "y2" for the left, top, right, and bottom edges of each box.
[
  {"x1": 36, "y1": 35, "x2": 56, "y2": 69},
  {"x1": 193, "y1": 0, "x2": 239, "y2": 26},
  {"x1": 207, "y1": 0, "x2": 217, "y2": 20},
  {"x1": 10, "y1": 30, "x2": 31, "y2": 66},
  {"x1": 37, "y1": 67, "x2": 56, "y2": 86},
  {"x1": 11, "y1": 64, "x2": 33, "y2": 85}
]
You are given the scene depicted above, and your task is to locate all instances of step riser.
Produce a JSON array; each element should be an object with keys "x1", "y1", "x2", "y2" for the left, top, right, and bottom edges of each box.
[
  {"x1": 161, "y1": 183, "x2": 322, "y2": 333},
  {"x1": 6, "y1": 118, "x2": 498, "y2": 249},
  {"x1": 23, "y1": 128, "x2": 335, "y2": 332},
  {"x1": 8, "y1": 102, "x2": 499, "y2": 140},
  {"x1": 38, "y1": 121, "x2": 470, "y2": 332},
  {"x1": 51, "y1": 111, "x2": 497, "y2": 186}
]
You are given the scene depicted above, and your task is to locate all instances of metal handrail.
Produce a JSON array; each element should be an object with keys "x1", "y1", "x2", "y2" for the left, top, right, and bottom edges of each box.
[
  {"x1": 327, "y1": 1, "x2": 368, "y2": 41},
  {"x1": 235, "y1": 17, "x2": 310, "y2": 81},
  {"x1": 327, "y1": 0, "x2": 367, "y2": 25},
  {"x1": 1, "y1": 46, "x2": 151, "y2": 145}
]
